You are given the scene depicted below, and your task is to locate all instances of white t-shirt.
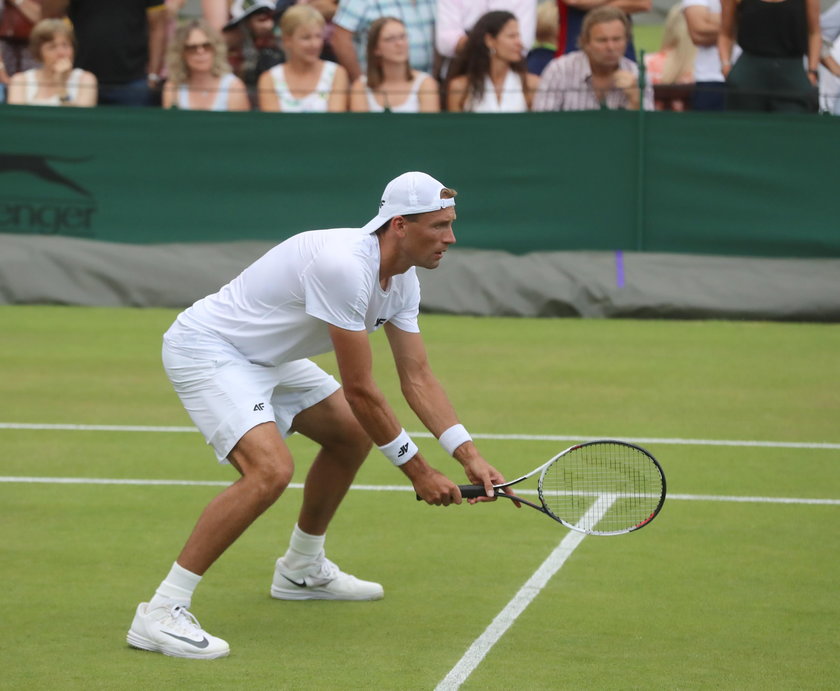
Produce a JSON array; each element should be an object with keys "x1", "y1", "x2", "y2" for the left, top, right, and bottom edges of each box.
[
  {"x1": 165, "y1": 228, "x2": 421, "y2": 366},
  {"x1": 682, "y1": 0, "x2": 727, "y2": 82}
]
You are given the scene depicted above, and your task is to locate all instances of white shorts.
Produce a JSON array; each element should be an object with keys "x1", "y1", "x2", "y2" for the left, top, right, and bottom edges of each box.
[{"x1": 162, "y1": 341, "x2": 340, "y2": 463}]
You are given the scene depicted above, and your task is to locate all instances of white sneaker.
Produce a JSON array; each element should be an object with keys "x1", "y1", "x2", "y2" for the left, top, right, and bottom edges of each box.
[
  {"x1": 126, "y1": 602, "x2": 230, "y2": 659},
  {"x1": 270, "y1": 552, "x2": 384, "y2": 601}
]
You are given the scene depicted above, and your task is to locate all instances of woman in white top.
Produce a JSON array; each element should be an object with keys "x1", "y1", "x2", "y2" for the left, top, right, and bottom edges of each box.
[
  {"x1": 446, "y1": 11, "x2": 539, "y2": 113},
  {"x1": 8, "y1": 19, "x2": 97, "y2": 107},
  {"x1": 162, "y1": 19, "x2": 249, "y2": 111},
  {"x1": 257, "y1": 5, "x2": 349, "y2": 113},
  {"x1": 349, "y1": 16, "x2": 439, "y2": 113}
]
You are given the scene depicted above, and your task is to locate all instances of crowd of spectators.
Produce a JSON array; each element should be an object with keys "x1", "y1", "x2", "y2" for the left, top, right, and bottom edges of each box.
[{"x1": 0, "y1": 0, "x2": 837, "y2": 114}]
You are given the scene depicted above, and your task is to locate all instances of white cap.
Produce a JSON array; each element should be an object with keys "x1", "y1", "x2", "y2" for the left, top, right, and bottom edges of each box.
[
  {"x1": 360, "y1": 172, "x2": 455, "y2": 233},
  {"x1": 223, "y1": 0, "x2": 276, "y2": 31}
]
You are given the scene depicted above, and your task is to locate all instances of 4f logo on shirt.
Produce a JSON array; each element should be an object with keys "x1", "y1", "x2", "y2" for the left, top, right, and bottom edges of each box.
[
  {"x1": 397, "y1": 443, "x2": 410, "y2": 457},
  {"x1": 375, "y1": 318, "x2": 387, "y2": 327},
  {"x1": 253, "y1": 403, "x2": 265, "y2": 411}
]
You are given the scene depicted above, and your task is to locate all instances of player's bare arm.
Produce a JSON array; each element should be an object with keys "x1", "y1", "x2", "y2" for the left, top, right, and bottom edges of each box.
[
  {"x1": 384, "y1": 323, "x2": 507, "y2": 500},
  {"x1": 328, "y1": 323, "x2": 461, "y2": 506}
]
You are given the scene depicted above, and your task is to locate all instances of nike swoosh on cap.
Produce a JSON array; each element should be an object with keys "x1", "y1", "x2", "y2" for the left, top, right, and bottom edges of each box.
[{"x1": 162, "y1": 631, "x2": 210, "y2": 648}]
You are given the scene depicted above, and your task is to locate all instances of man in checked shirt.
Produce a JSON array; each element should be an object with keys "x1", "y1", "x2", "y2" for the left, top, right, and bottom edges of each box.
[{"x1": 533, "y1": 6, "x2": 653, "y2": 111}]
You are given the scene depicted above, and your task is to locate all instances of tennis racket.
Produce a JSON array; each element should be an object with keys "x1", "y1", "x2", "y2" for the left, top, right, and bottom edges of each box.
[{"x1": 421, "y1": 440, "x2": 666, "y2": 536}]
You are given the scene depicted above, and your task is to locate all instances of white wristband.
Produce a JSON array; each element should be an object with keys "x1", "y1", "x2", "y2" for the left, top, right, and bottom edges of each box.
[
  {"x1": 377, "y1": 428, "x2": 418, "y2": 467},
  {"x1": 438, "y1": 424, "x2": 472, "y2": 456}
]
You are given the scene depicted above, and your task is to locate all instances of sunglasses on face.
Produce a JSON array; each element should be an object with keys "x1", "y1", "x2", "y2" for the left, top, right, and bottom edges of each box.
[{"x1": 184, "y1": 41, "x2": 213, "y2": 54}]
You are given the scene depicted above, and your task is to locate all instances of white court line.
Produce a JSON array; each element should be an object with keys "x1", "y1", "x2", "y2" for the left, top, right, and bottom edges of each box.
[
  {"x1": 1, "y1": 477, "x2": 839, "y2": 505},
  {"x1": 1, "y1": 422, "x2": 839, "y2": 450},
  {"x1": 435, "y1": 495, "x2": 618, "y2": 691},
  {"x1": 1, "y1": 475, "x2": 837, "y2": 688}
]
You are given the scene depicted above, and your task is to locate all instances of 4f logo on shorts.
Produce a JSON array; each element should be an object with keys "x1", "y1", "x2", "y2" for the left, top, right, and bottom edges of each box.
[
  {"x1": 253, "y1": 403, "x2": 265, "y2": 411},
  {"x1": 397, "y1": 443, "x2": 409, "y2": 457}
]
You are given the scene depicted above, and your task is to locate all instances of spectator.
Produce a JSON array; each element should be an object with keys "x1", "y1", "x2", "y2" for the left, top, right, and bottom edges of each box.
[
  {"x1": 162, "y1": 19, "x2": 249, "y2": 111},
  {"x1": 201, "y1": 0, "x2": 230, "y2": 32},
  {"x1": 819, "y1": 0, "x2": 840, "y2": 114},
  {"x1": 719, "y1": 0, "x2": 820, "y2": 113},
  {"x1": 0, "y1": 60, "x2": 7, "y2": 101},
  {"x1": 682, "y1": 0, "x2": 730, "y2": 111},
  {"x1": 257, "y1": 4, "x2": 348, "y2": 112},
  {"x1": 42, "y1": 0, "x2": 168, "y2": 106},
  {"x1": 276, "y1": 0, "x2": 339, "y2": 61},
  {"x1": 8, "y1": 17, "x2": 96, "y2": 106},
  {"x1": 349, "y1": 16, "x2": 439, "y2": 112},
  {"x1": 446, "y1": 11, "x2": 539, "y2": 112},
  {"x1": 223, "y1": 0, "x2": 284, "y2": 99},
  {"x1": 527, "y1": 0, "x2": 559, "y2": 76},
  {"x1": 0, "y1": 0, "x2": 42, "y2": 78},
  {"x1": 331, "y1": 0, "x2": 436, "y2": 83},
  {"x1": 644, "y1": 4, "x2": 695, "y2": 111},
  {"x1": 533, "y1": 6, "x2": 652, "y2": 111},
  {"x1": 555, "y1": 0, "x2": 651, "y2": 62},
  {"x1": 435, "y1": 0, "x2": 537, "y2": 79}
]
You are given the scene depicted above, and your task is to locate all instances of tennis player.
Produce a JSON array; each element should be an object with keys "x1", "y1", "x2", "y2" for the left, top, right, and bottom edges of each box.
[{"x1": 127, "y1": 171, "x2": 508, "y2": 659}]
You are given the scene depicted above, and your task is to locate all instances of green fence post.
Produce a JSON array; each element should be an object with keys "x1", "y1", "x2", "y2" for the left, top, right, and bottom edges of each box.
[{"x1": 636, "y1": 50, "x2": 647, "y2": 252}]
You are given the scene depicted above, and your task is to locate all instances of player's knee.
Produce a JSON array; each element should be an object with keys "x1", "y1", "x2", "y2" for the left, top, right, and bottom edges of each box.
[
  {"x1": 251, "y1": 461, "x2": 293, "y2": 506},
  {"x1": 339, "y1": 424, "x2": 373, "y2": 464},
  {"x1": 320, "y1": 418, "x2": 372, "y2": 462}
]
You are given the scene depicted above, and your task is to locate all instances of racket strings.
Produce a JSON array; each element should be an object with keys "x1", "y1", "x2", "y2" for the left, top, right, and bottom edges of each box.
[{"x1": 538, "y1": 442, "x2": 664, "y2": 535}]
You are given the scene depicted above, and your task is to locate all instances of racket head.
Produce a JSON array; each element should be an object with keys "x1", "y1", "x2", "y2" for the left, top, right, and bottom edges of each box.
[{"x1": 537, "y1": 440, "x2": 666, "y2": 536}]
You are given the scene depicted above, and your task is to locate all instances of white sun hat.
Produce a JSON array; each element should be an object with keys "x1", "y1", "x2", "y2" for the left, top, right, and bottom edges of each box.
[
  {"x1": 360, "y1": 171, "x2": 455, "y2": 233},
  {"x1": 223, "y1": 0, "x2": 277, "y2": 31}
]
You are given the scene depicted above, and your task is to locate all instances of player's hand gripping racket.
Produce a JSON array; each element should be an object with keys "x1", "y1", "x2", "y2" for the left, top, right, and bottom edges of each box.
[{"x1": 421, "y1": 440, "x2": 666, "y2": 536}]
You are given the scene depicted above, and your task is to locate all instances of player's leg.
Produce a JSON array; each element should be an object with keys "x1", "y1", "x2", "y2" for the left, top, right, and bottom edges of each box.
[
  {"x1": 128, "y1": 349, "x2": 290, "y2": 658},
  {"x1": 292, "y1": 389, "x2": 372, "y2": 535},
  {"x1": 271, "y1": 388, "x2": 383, "y2": 601},
  {"x1": 176, "y1": 421, "x2": 294, "y2": 575}
]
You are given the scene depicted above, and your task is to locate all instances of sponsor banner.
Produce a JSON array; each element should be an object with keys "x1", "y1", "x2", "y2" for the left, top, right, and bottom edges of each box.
[{"x1": 0, "y1": 105, "x2": 838, "y2": 257}]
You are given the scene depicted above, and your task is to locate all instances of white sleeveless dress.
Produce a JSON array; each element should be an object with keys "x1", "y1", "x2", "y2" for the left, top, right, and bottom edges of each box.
[
  {"x1": 22, "y1": 68, "x2": 84, "y2": 106},
  {"x1": 363, "y1": 71, "x2": 430, "y2": 113},
  {"x1": 268, "y1": 61, "x2": 338, "y2": 113},
  {"x1": 466, "y1": 70, "x2": 528, "y2": 113},
  {"x1": 177, "y1": 73, "x2": 237, "y2": 111}
]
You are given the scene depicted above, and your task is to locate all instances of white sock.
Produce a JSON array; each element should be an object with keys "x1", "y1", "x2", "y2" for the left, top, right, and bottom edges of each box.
[
  {"x1": 148, "y1": 561, "x2": 202, "y2": 610},
  {"x1": 282, "y1": 524, "x2": 326, "y2": 570}
]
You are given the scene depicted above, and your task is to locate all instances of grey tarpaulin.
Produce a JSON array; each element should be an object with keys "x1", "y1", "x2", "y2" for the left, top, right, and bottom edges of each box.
[{"x1": 1, "y1": 234, "x2": 838, "y2": 321}]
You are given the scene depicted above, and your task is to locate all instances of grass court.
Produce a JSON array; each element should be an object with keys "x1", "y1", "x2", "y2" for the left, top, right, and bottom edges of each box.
[{"x1": 2, "y1": 306, "x2": 839, "y2": 689}]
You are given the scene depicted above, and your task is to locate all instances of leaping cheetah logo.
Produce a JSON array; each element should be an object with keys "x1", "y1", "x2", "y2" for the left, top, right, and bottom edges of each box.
[{"x1": 0, "y1": 154, "x2": 91, "y2": 197}]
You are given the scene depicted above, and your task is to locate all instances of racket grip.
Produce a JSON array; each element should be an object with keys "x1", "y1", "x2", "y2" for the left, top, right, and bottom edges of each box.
[
  {"x1": 458, "y1": 484, "x2": 489, "y2": 498},
  {"x1": 414, "y1": 484, "x2": 489, "y2": 501}
]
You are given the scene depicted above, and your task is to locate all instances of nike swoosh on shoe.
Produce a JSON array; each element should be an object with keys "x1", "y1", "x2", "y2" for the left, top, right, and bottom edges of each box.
[
  {"x1": 162, "y1": 631, "x2": 210, "y2": 648},
  {"x1": 282, "y1": 575, "x2": 308, "y2": 588}
]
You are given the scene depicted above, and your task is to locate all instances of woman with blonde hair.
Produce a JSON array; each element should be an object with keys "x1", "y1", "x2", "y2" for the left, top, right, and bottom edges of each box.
[
  {"x1": 8, "y1": 19, "x2": 97, "y2": 107},
  {"x1": 349, "y1": 16, "x2": 438, "y2": 113},
  {"x1": 643, "y1": 4, "x2": 696, "y2": 111},
  {"x1": 257, "y1": 4, "x2": 349, "y2": 112},
  {"x1": 446, "y1": 10, "x2": 539, "y2": 113},
  {"x1": 162, "y1": 19, "x2": 249, "y2": 111}
]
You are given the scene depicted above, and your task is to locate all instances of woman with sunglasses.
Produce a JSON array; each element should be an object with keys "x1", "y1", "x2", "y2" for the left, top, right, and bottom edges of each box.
[
  {"x1": 162, "y1": 19, "x2": 249, "y2": 111},
  {"x1": 257, "y1": 5, "x2": 348, "y2": 112},
  {"x1": 349, "y1": 16, "x2": 439, "y2": 113}
]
